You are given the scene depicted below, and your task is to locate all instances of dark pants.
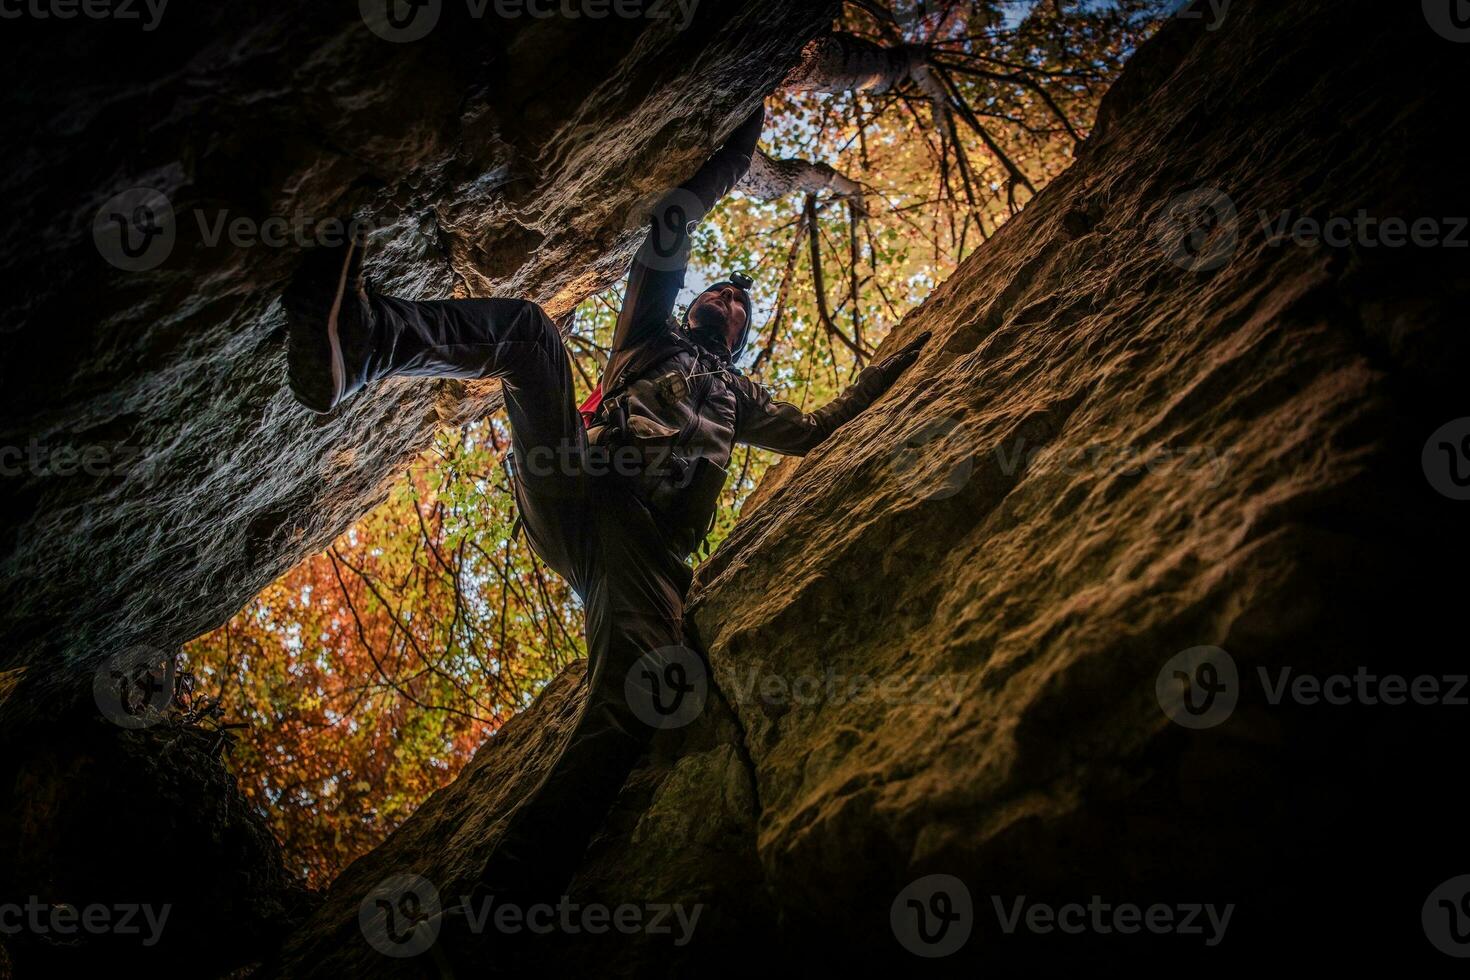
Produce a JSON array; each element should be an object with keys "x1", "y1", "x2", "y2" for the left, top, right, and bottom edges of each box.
[{"x1": 372, "y1": 295, "x2": 695, "y2": 902}]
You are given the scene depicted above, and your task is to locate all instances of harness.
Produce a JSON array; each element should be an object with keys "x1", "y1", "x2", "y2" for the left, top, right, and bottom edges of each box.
[
  {"x1": 581, "y1": 325, "x2": 739, "y2": 553},
  {"x1": 582, "y1": 325, "x2": 738, "y2": 432}
]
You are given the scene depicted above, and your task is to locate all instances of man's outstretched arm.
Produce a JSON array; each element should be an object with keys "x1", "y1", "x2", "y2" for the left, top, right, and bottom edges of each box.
[
  {"x1": 610, "y1": 105, "x2": 765, "y2": 353},
  {"x1": 733, "y1": 332, "x2": 931, "y2": 456}
]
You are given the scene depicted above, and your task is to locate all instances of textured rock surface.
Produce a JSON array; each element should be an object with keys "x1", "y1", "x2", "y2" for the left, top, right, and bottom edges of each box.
[
  {"x1": 0, "y1": 721, "x2": 313, "y2": 977},
  {"x1": 4, "y1": 0, "x2": 1465, "y2": 974},
  {"x1": 274, "y1": 0, "x2": 1467, "y2": 973},
  {"x1": 270, "y1": 660, "x2": 766, "y2": 978},
  {"x1": 0, "y1": 1, "x2": 835, "y2": 973},
  {"x1": 691, "y1": 0, "x2": 1467, "y2": 969},
  {"x1": 0, "y1": 0, "x2": 835, "y2": 723}
]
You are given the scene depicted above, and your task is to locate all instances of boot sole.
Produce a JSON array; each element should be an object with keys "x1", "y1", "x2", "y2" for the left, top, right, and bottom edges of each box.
[
  {"x1": 286, "y1": 238, "x2": 358, "y2": 414},
  {"x1": 324, "y1": 238, "x2": 354, "y2": 405}
]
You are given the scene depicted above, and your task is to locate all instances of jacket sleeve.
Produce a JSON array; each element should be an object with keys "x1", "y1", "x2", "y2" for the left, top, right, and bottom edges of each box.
[
  {"x1": 611, "y1": 105, "x2": 765, "y2": 354},
  {"x1": 732, "y1": 367, "x2": 892, "y2": 457}
]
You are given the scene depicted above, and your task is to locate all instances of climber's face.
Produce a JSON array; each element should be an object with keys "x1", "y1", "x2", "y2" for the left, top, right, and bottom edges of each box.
[{"x1": 688, "y1": 284, "x2": 750, "y2": 352}]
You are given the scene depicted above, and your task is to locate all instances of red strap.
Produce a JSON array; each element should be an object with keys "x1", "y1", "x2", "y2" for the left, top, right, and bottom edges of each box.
[{"x1": 577, "y1": 382, "x2": 604, "y2": 428}]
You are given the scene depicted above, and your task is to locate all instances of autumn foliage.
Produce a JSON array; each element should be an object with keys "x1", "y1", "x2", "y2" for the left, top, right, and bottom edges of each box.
[{"x1": 185, "y1": 0, "x2": 1167, "y2": 888}]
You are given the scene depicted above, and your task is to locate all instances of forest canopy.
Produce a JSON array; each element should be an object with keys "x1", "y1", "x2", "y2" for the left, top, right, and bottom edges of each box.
[{"x1": 183, "y1": 0, "x2": 1169, "y2": 886}]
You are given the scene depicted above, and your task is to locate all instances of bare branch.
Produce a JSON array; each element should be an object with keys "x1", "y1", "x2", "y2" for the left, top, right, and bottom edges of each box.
[
  {"x1": 741, "y1": 149, "x2": 867, "y2": 208},
  {"x1": 750, "y1": 211, "x2": 812, "y2": 376},
  {"x1": 935, "y1": 58, "x2": 1084, "y2": 144},
  {"x1": 848, "y1": 199, "x2": 863, "y2": 352},
  {"x1": 805, "y1": 193, "x2": 870, "y2": 364},
  {"x1": 783, "y1": 33, "x2": 928, "y2": 95},
  {"x1": 934, "y1": 64, "x2": 1037, "y2": 201}
]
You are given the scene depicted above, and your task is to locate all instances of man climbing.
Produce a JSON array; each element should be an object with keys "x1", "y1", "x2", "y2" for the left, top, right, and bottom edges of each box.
[{"x1": 283, "y1": 103, "x2": 929, "y2": 910}]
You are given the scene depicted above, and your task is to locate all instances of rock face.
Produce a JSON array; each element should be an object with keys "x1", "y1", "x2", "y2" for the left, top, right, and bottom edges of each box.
[
  {"x1": 4, "y1": 0, "x2": 1465, "y2": 974},
  {"x1": 270, "y1": 660, "x2": 767, "y2": 977},
  {"x1": 0, "y1": 0, "x2": 834, "y2": 723},
  {"x1": 691, "y1": 2, "x2": 1467, "y2": 967},
  {"x1": 0, "y1": 1, "x2": 835, "y2": 974},
  {"x1": 271, "y1": 0, "x2": 1467, "y2": 974},
  {"x1": 0, "y1": 722, "x2": 312, "y2": 977}
]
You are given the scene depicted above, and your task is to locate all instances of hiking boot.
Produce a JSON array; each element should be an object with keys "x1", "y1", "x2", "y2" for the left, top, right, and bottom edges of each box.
[{"x1": 284, "y1": 233, "x2": 379, "y2": 413}]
